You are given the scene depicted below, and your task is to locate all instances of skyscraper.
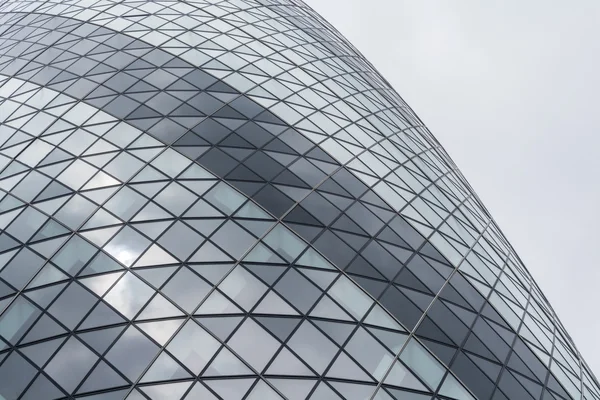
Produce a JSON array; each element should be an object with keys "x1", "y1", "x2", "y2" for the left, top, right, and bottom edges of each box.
[{"x1": 0, "y1": 0, "x2": 595, "y2": 399}]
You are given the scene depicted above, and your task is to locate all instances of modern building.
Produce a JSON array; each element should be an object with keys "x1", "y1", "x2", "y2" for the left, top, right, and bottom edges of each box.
[{"x1": 0, "y1": 0, "x2": 595, "y2": 399}]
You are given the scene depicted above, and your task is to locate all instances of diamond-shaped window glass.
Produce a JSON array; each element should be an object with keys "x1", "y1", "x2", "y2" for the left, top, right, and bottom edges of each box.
[
  {"x1": 162, "y1": 267, "x2": 211, "y2": 313},
  {"x1": 263, "y1": 225, "x2": 305, "y2": 262},
  {"x1": 210, "y1": 221, "x2": 256, "y2": 260},
  {"x1": 287, "y1": 320, "x2": 338, "y2": 374},
  {"x1": 0, "y1": 351, "x2": 38, "y2": 400},
  {"x1": 153, "y1": 182, "x2": 196, "y2": 216},
  {"x1": 104, "y1": 186, "x2": 147, "y2": 221},
  {"x1": 104, "y1": 272, "x2": 154, "y2": 319},
  {"x1": 399, "y1": 338, "x2": 446, "y2": 391},
  {"x1": 328, "y1": 276, "x2": 373, "y2": 321},
  {"x1": 0, "y1": 296, "x2": 40, "y2": 345},
  {"x1": 57, "y1": 159, "x2": 97, "y2": 190},
  {"x1": 157, "y1": 221, "x2": 202, "y2": 261},
  {"x1": 103, "y1": 151, "x2": 145, "y2": 182},
  {"x1": 44, "y1": 336, "x2": 98, "y2": 394},
  {"x1": 227, "y1": 319, "x2": 280, "y2": 372},
  {"x1": 52, "y1": 235, "x2": 97, "y2": 276},
  {"x1": 54, "y1": 194, "x2": 97, "y2": 230},
  {"x1": 106, "y1": 325, "x2": 159, "y2": 381},
  {"x1": 203, "y1": 182, "x2": 245, "y2": 215},
  {"x1": 167, "y1": 319, "x2": 221, "y2": 374},
  {"x1": 47, "y1": 281, "x2": 98, "y2": 329},
  {"x1": 218, "y1": 266, "x2": 267, "y2": 311},
  {"x1": 103, "y1": 226, "x2": 150, "y2": 266},
  {"x1": 0, "y1": 247, "x2": 45, "y2": 290}
]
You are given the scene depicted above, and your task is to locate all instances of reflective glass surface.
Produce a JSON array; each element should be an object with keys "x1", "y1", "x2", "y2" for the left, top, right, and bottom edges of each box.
[{"x1": 0, "y1": 0, "x2": 596, "y2": 399}]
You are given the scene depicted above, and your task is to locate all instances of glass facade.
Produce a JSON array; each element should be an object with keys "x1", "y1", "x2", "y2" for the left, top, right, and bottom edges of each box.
[{"x1": 0, "y1": 0, "x2": 595, "y2": 399}]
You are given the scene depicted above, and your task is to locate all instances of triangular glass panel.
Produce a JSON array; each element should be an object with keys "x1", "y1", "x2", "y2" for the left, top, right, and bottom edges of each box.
[
  {"x1": 27, "y1": 263, "x2": 69, "y2": 288},
  {"x1": 309, "y1": 295, "x2": 353, "y2": 321},
  {"x1": 300, "y1": 268, "x2": 337, "y2": 290},
  {"x1": 246, "y1": 380, "x2": 285, "y2": 400},
  {"x1": 364, "y1": 304, "x2": 405, "y2": 331},
  {"x1": 296, "y1": 248, "x2": 335, "y2": 270},
  {"x1": 79, "y1": 271, "x2": 124, "y2": 297},
  {"x1": 78, "y1": 389, "x2": 130, "y2": 400},
  {"x1": 383, "y1": 360, "x2": 428, "y2": 391},
  {"x1": 206, "y1": 379, "x2": 256, "y2": 400},
  {"x1": 140, "y1": 382, "x2": 193, "y2": 400},
  {"x1": 78, "y1": 251, "x2": 124, "y2": 277},
  {"x1": 80, "y1": 301, "x2": 127, "y2": 329},
  {"x1": 28, "y1": 236, "x2": 68, "y2": 258},
  {"x1": 399, "y1": 339, "x2": 445, "y2": 391},
  {"x1": 327, "y1": 351, "x2": 373, "y2": 382},
  {"x1": 234, "y1": 201, "x2": 273, "y2": 220},
  {"x1": 81, "y1": 226, "x2": 121, "y2": 247},
  {"x1": 129, "y1": 181, "x2": 168, "y2": 199},
  {"x1": 466, "y1": 352, "x2": 503, "y2": 382},
  {"x1": 183, "y1": 382, "x2": 219, "y2": 399},
  {"x1": 78, "y1": 360, "x2": 129, "y2": 394},
  {"x1": 244, "y1": 264, "x2": 286, "y2": 286},
  {"x1": 81, "y1": 187, "x2": 119, "y2": 206},
  {"x1": 135, "y1": 266, "x2": 178, "y2": 289},
  {"x1": 438, "y1": 373, "x2": 475, "y2": 400},
  {"x1": 368, "y1": 328, "x2": 408, "y2": 355},
  {"x1": 255, "y1": 317, "x2": 301, "y2": 342},
  {"x1": 463, "y1": 332, "x2": 498, "y2": 362},
  {"x1": 0, "y1": 210, "x2": 21, "y2": 233},
  {"x1": 137, "y1": 294, "x2": 185, "y2": 320},
  {"x1": 30, "y1": 220, "x2": 69, "y2": 242},
  {"x1": 238, "y1": 220, "x2": 274, "y2": 238},
  {"x1": 20, "y1": 373, "x2": 64, "y2": 400},
  {"x1": 183, "y1": 219, "x2": 223, "y2": 238},
  {"x1": 399, "y1": 286, "x2": 433, "y2": 311},
  {"x1": 81, "y1": 208, "x2": 122, "y2": 230},
  {"x1": 36, "y1": 162, "x2": 71, "y2": 181},
  {"x1": 243, "y1": 242, "x2": 286, "y2": 264},
  {"x1": 314, "y1": 320, "x2": 355, "y2": 346},
  {"x1": 131, "y1": 220, "x2": 173, "y2": 240},
  {"x1": 83, "y1": 171, "x2": 120, "y2": 190},
  {"x1": 22, "y1": 313, "x2": 67, "y2": 343},
  {"x1": 188, "y1": 263, "x2": 232, "y2": 285},
  {"x1": 141, "y1": 351, "x2": 192, "y2": 382},
  {"x1": 268, "y1": 379, "x2": 318, "y2": 400},
  {"x1": 134, "y1": 244, "x2": 179, "y2": 267},
  {"x1": 137, "y1": 319, "x2": 183, "y2": 346},
  {"x1": 0, "y1": 248, "x2": 18, "y2": 271},
  {"x1": 421, "y1": 338, "x2": 457, "y2": 366},
  {"x1": 385, "y1": 388, "x2": 431, "y2": 400},
  {"x1": 183, "y1": 199, "x2": 223, "y2": 219},
  {"x1": 196, "y1": 316, "x2": 243, "y2": 342},
  {"x1": 371, "y1": 388, "x2": 395, "y2": 400},
  {"x1": 189, "y1": 241, "x2": 233, "y2": 262},
  {"x1": 195, "y1": 290, "x2": 243, "y2": 315},
  {"x1": 254, "y1": 291, "x2": 299, "y2": 315},
  {"x1": 330, "y1": 382, "x2": 378, "y2": 400},
  {"x1": 81, "y1": 153, "x2": 118, "y2": 169},
  {"x1": 266, "y1": 347, "x2": 314, "y2": 376},
  {"x1": 204, "y1": 346, "x2": 253, "y2": 377},
  {"x1": 19, "y1": 336, "x2": 66, "y2": 368},
  {"x1": 78, "y1": 325, "x2": 126, "y2": 355},
  {"x1": 34, "y1": 180, "x2": 72, "y2": 202},
  {"x1": 132, "y1": 202, "x2": 173, "y2": 221},
  {"x1": 309, "y1": 382, "x2": 344, "y2": 399}
]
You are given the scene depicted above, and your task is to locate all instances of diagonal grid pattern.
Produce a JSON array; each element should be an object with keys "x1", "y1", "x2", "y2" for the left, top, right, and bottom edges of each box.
[{"x1": 0, "y1": 1, "x2": 596, "y2": 400}]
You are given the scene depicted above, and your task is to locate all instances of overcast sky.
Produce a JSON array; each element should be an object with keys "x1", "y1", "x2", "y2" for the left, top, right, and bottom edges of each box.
[{"x1": 305, "y1": 0, "x2": 600, "y2": 376}]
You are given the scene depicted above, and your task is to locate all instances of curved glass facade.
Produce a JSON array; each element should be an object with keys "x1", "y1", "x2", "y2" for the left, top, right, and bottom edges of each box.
[{"x1": 0, "y1": 0, "x2": 596, "y2": 399}]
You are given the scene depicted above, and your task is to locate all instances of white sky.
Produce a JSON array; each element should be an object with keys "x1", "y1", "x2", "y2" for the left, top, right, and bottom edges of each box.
[{"x1": 305, "y1": 0, "x2": 600, "y2": 376}]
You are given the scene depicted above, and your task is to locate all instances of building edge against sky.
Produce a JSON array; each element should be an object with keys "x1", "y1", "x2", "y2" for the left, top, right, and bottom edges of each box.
[{"x1": 0, "y1": 0, "x2": 597, "y2": 399}]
